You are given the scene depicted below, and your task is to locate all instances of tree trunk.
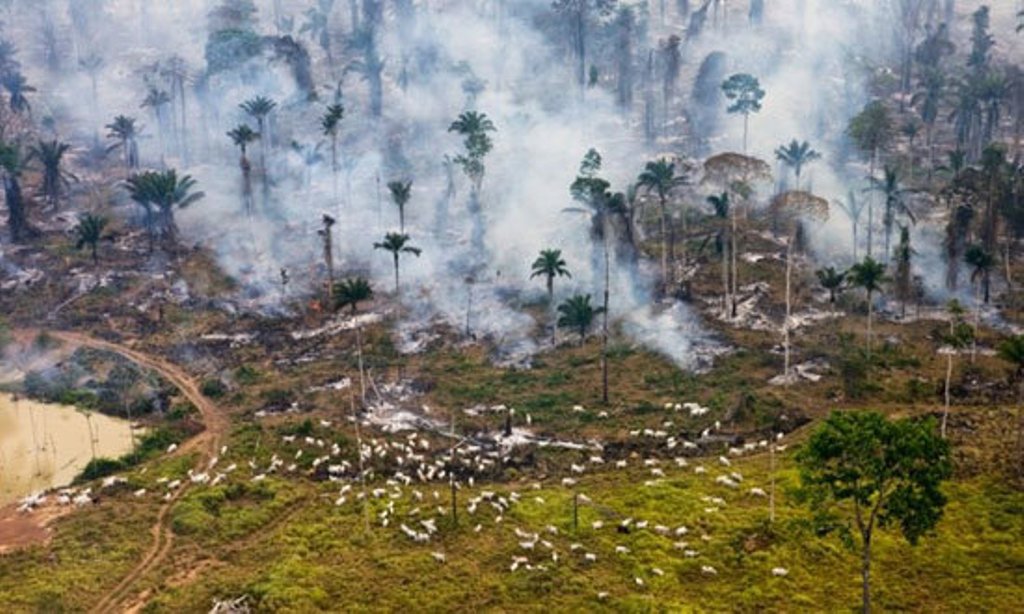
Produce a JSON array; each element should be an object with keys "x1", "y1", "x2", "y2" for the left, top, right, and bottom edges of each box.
[
  {"x1": 866, "y1": 289, "x2": 874, "y2": 360},
  {"x1": 972, "y1": 280, "x2": 980, "y2": 364},
  {"x1": 722, "y1": 228, "x2": 730, "y2": 317},
  {"x1": 731, "y1": 203, "x2": 739, "y2": 317},
  {"x1": 742, "y1": 113, "x2": 749, "y2": 154},
  {"x1": 659, "y1": 197, "x2": 669, "y2": 293},
  {"x1": 602, "y1": 223, "x2": 610, "y2": 405},
  {"x1": 861, "y1": 533, "x2": 872, "y2": 614},
  {"x1": 393, "y1": 254, "x2": 400, "y2": 293},
  {"x1": 784, "y1": 237, "x2": 793, "y2": 383},
  {"x1": 943, "y1": 351, "x2": 953, "y2": 438}
]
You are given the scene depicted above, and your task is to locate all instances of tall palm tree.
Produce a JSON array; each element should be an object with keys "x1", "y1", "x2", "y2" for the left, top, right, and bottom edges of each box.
[
  {"x1": 848, "y1": 256, "x2": 888, "y2": 358},
  {"x1": 387, "y1": 180, "x2": 412, "y2": 232},
  {"x1": 940, "y1": 299, "x2": 971, "y2": 438},
  {"x1": 227, "y1": 124, "x2": 259, "y2": 215},
  {"x1": 833, "y1": 190, "x2": 865, "y2": 261},
  {"x1": 106, "y1": 115, "x2": 140, "y2": 175},
  {"x1": 333, "y1": 277, "x2": 373, "y2": 314},
  {"x1": 374, "y1": 232, "x2": 422, "y2": 292},
  {"x1": 866, "y1": 166, "x2": 915, "y2": 261},
  {"x1": 240, "y1": 96, "x2": 277, "y2": 187},
  {"x1": 707, "y1": 192, "x2": 731, "y2": 314},
  {"x1": 997, "y1": 334, "x2": 1024, "y2": 477},
  {"x1": 448, "y1": 110, "x2": 496, "y2": 194},
  {"x1": 321, "y1": 103, "x2": 344, "y2": 200},
  {"x1": 557, "y1": 293, "x2": 604, "y2": 345},
  {"x1": 27, "y1": 140, "x2": 77, "y2": 209},
  {"x1": 0, "y1": 141, "x2": 35, "y2": 242},
  {"x1": 816, "y1": 266, "x2": 846, "y2": 306},
  {"x1": 74, "y1": 213, "x2": 108, "y2": 266},
  {"x1": 965, "y1": 244, "x2": 995, "y2": 304},
  {"x1": 142, "y1": 87, "x2": 172, "y2": 159},
  {"x1": 530, "y1": 249, "x2": 572, "y2": 302},
  {"x1": 636, "y1": 158, "x2": 688, "y2": 290},
  {"x1": 125, "y1": 169, "x2": 204, "y2": 250},
  {"x1": 2, "y1": 71, "x2": 34, "y2": 113},
  {"x1": 774, "y1": 139, "x2": 820, "y2": 190}
]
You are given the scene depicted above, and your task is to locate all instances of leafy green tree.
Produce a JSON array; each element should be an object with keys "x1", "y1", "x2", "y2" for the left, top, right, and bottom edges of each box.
[
  {"x1": 387, "y1": 180, "x2": 412, "y2": 232},
  {"x1": 847, "y1": 101, "x2": 893, "y2": 257},
  {"x1": 636, "y1": 158, "x2": 689, "y2": 290},
  {"x1": 848, "y1": 256, "x2": 888, "y2": 357},
  {"x1": 333, "y1": 277, "x2": 374, "y2": 314},
  {"x1": 557, "y1": 293, "x2": 604, "y2": 344},
  {"x1": 105, "y1": 115, "x2": 140, "y2": 175},
  {"x1": 125, "y1": 169, "x2": 204, "y2": 250},
  {"x1": 530, "y1": 249, "x2": 572, "y2": 303},
  {"x1": 866, "y1": 166, "x2": 915, "y2": 262},
  {"x1": 227, "y1": 124, "x2": 259, "y2": 215},
  {"x1": 0, "y1": 141, "x2": 35, "y2": 242},
  {"x1": 774, "y1": 139, "x2": 820, "y2": 189},
  {"x1": 721, "y1": 73, "x2": 765, "y2": 153},
  {"x1": 321, "y1": 103, "x2": 344, "y2": 199},
  {"x1": 74, "y1": 213, "x2": 108, "y2": 266},
  {"x1": 816, "y1": 266, "x2": 846, "y2": 306},
  {"x1": 374, "y1": 232, "x2": 421, "y2": 292},
  {"x1": 797, "y1": 411, "x2": 951, "y2": 614},
  {"x1": 911, "y1": 67, "x2": 945, "y2": 178},
  {"x1": 997, "y1": 334, "x2": 1024, "y2": 477},
  {"x1": 27, "y1": 140, "x2": 77, "y2": 209}
]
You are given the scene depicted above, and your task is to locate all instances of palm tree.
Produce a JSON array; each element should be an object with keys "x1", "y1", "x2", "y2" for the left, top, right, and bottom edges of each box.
[
  {"x1": 848, "y1": 256, "x2": 888, "y2": 358},
  {"x1": 387, "y1": 180, "x2": 412, "y2": 232},
  {"x1": 141, "y1": 87, "x2": 172, "y2": 160},
  {"x1": 965, "y1": 244, "x2": 995, "y2": 304},
  {"x1": 27, "y1": 140, "x2": 77, "y2": 209},
  {"x1": 79, "y1": 52, "x2": 103, "y2": 128},
  {"x1": 448, "y1": 111, "x2": 496, "y2": 194},
  {"x1": 848, "y1": 101, "x2": 894, "y2": 257},
  {"x1": 0, "y1": 141, "x2": 35, "y2": 242},
  {"x1": 557, "y1": 294, "x2": 604, "y2": 345},
  {"x1": 866, "y1": 166, "x2": 915, "y2": 261},
  {"x1": 2, "y1": 71, "x2": 34, "y2": 113},
  {"x1": 333, "y1": 277, "x2": 373, "y2": 314},
  {"x1": 227, "y1": 124, "x2": 259, "y2": 215},
  {"x1": 240, "y1": 96, "x2": 276, "y2": 186},
  {"x1": 774, "y1": 140, "x2": 820, "y2": 190},
  {"x1": 707, "y1": 192, "x2": 731, "y2": 314},
  {"x1": 636, "y1": 158, "x2": 689, "y2": 290},
  {"x1": 124, "y1": 169, "x2": 204, "y2": 251},
  {"x1": 374, "y1": 232, "x2": 421, "y2": 292},
  {"x1": 106, "y1": 115, "x2": 140, "y2": 175},
  {"x1": 816, "y1": 266, "x2": 846, "y2": 306},
  {"x1": 833, "y1": 191, "x2": 865, "y2": 261},
  {"x1": 74, "y1": 213, "x2": 108, "y2": 266},
  {"x1": 530, "y1": 249, "x2": 572, "y2": 302},
  {"x1": 940, "y1": 299, "x2": 971, "y2": 438},
  {"x1": 321, "y1": 103, "x2": 344, "y2": 199},
  {"x1": 997, "y1": 334, "x2": 1024, "y2": 477}
]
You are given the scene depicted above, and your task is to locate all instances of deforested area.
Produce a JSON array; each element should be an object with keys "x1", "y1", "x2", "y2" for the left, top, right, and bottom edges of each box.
[{"x1": 0, "y1": 1, "x2": 1023, "y2": 612}]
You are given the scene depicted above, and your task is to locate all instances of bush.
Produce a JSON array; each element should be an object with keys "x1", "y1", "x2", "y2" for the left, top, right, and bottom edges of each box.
[
  {"x1": 201, "y1": 378, "x2": 227, "y2": 398},
  {"x1": 76, "y1": 457, "x2": 126, "y2": 483},
  {"x1": 235, "y1": 365, "x2": 261, "y2": 386}
]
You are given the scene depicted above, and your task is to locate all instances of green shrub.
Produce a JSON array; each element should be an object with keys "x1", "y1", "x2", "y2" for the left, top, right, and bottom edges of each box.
[
  {"x1": 201, "y1": 378, "x2": 227, "y2": 398},
  {"x1": 76, "y1": 457, "x2": 126, "y2": 483}
]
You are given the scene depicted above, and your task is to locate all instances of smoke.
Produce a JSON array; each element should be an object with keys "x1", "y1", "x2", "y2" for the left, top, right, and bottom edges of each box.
[{"x1": 5, "y1": 1, "x2": 1017, "y2": 369}]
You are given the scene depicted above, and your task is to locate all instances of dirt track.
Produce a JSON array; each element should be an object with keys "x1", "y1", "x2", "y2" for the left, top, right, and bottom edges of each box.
[{"x1": 0, "y1": 330, "x2": 227, "y2": 613}]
